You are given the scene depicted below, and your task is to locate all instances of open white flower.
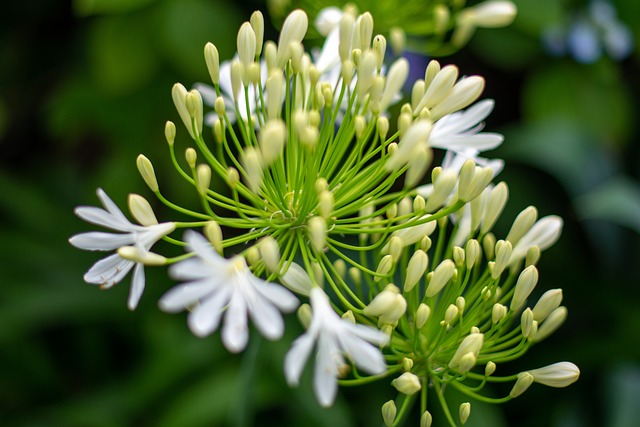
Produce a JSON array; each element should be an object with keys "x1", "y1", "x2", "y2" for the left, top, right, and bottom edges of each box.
[
  {"x1": 284, "y1": 287, "x2": 388, "y2": 407},
  {"x1": 69, "y1": 188, "x2": 175, "y2": 310},
  {"x1": 159, "y1": 231, "x2": 299, "y2": 352}
]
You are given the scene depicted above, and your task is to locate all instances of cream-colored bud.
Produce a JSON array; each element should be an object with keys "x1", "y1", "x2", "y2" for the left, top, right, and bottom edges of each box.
[
  {"x1": 136, "y1": 154, "x2": 159, "y2": 192},
  {"x1": 319, "y1": 190, "x2": 334, "y2": 219},
  {"x1": 402, "y1": 357, "x2": 414, "y2": 371},
  {"x1": 459, "y1": 166, "x2": 494, "y2": 203},
  {"x1": 237, "y1": 22, "x2": 257, "y2": 71},
  {"x1": 459, "y1": 402, "x2": 471, "y2": 424},
  {"x1": 245, "y1": 246, "x2": 260, "y2": 267},
  {"x1": 405, "y1": 145, "x2": 432, "y2": 188},
  {"x1": 341, "y1": 310, "x2": 356, "y2": 324},
  {"x1": 425, "y1": 169, "x2": 457, "y2": 212},
  {"x1": 185, "y1": 90, "x2": 203, "y2": 137},
  {"x1": 377, "y1": 116, "x2": 390, "y2": 141},
  {"x1": 339, "y1": 13, "x2": 356, "y2": 62},
  {"x1": 485, "y1": 361, "x2": 496, "y2": 376},
  {"x1": 297, "y1": 303, "x2": 312, "y2": 328},
  {"x1": 387, "y1": 216, "x2": 437, "y2": 251},
  {"x1": 250, "y1": 11, "x2": 264, "y2": 56},
  {"x1": 387, "y1": 236, "x2": 403, "y2": 262},
  {"x1": 416, "y1": 303, "x2": 430, "y2": 329},
  {"x1": 247, "y1": 62, "x2": 261, "y2": 86},
  {"x1": 431, "y1": 75, "x2": 486, "y2": 120},
  {"x1": 420, "y1": 411, "x2": 433, "y2": 427},
  {"x1": 459, "y1": 1, "x2": 517, "y2": 28},
  {"x1": 308, "y1": 216, "x2": 327, "y2": 253},
  {"x1": 348, "y1": 266, "x2": 361, "y2": 286},
  {"x1": 424, "y1": 60, "x2": 441, "y2": 88},
  {"x1": 204, "y1": 42, "x2": 220, "y2": 85},
  {"x1": 389, "y1": 26, "x2": 405, "y2": 55},
  {"x1": 510, "y1": 372, "x2": 534, "y2": 398},
  {"x1": 506, "y1": 205, "x2": 538, "y2": 245},
  {"x1": 258, "y1": 236, "x2": 280, "y2": 273},
  {"x1": 204, "y1": 221, "x2": 223, "y2": 254},
  {"x1": 511, "y1": 265, "x2": 539, "y2": 312},
  {"x1": 482, "y1": 232, "x2": 496, "y2": 260},
  {"x1": 214, "y1": 96, "x2": 226, "y2": 118},
  {"x1": 465, "y1": 239, "x2": 480, "y2": 269},
  {"x1": 211, "y1": 118, "x2": 223, "y2": 143},
  {"x1": 196, "y1": 164, "x2": 211, "y2": 194},
  {"x1": 386, "y1": 120, "x2": 432, "y2": 171},
  {"x1": 280, "y1": 262, "x2": 312, "y2": 296},
  {"x1": 451, "y1": 246, "x2": 465, "y2": 267},
  {"x1": 527, "y1": 362, "x2": 580, "y2": 388},
  {"x1": 260, "y1": 119, "x2": 286, "y2": 165},
  {"x1": 458, "y1": 352, "x2": 477, "y2": 373},
  {"x1": 128, "y1": 194, "x2": 158, "y2": 226},
  {"x1": 164, "y1": 120, "x2": 176, "y2": 146},
  {"x1": 492, "y1": 240, "x2": 512, "y2": 279},
  {"x1": 356, "y1": 12, "x2": 374, "y2": 50},
  {"x1": 277, "y1": 9, "x2": 308, "y2": 69},
  {"x1": 411, "y1": 80, "x2": 426, "y2": 112},
  {"x1": 264, "y1": 41, "x2": 277, "y2": 73},
  {"x1": 425, "y1": 259, "x2": 456, "y2": 297},
  {"x1": 185, "y1": 148, "x2": 197, "y2": 169},
  {"x1": 392, "y1": 372, "x2": 421, "y2": 395},
  {"x1": 289, "y1": 41, "x2": 304, "y2": 73},
  {"x1": 443, "y1": 304, "x2": 459, "y2": 326},
  {"x1": 381, "y1": 400, "x2": 396, "y2": 427},
  {"x1": 533, "y1": 289, "x2": 563, "y2": 322},
  {"x1": 396, "y1": 112, "x2": 413, "y2": 137},
  {"x1": 481, "y1": 182, "x2": 509, "y2": 235},
  {"x1": 521, "y1": 308, "x2": 534, "y2": 338},
  {"x1": 449, "y1": 333, "x2": 483, "y2": 370},
  {"x1": 354, "y1": 115, "x2": 366, "y2": 139},
  {"x1": 415, "y1": 65, "x2": 458, "y2": 113},
  {"x1": 404, "y1": 250, "x2": 428, "y2": 292},
  {"x1": 118, "y1": 246, "x2": 167, "y2": 266},
  {"x1": 357, "y1": 50, "x2": 377, "y2": 100},
  {"x1": 374, "y1": 255, "x2": 394, "y2": 282},
  {"x1": 226, "y1": 167, "x2": 239, "y2": 189},
  {"x1": 315, "y1": 177, "x2": 328, "y2": 194},
  {"x1": 532, "y1": 306, "x2": 567, "y2": 342},
  {"x1": 242, "y1": 147, "x2": 263, "y2": 193},
  {"x1": 386, "y1": 203, "x2": 398, "y2": 220},
  {"x1": 333, "y1": 259, "x2": 346, "y2": 279},
  {"x1": 171, "y1": 83, "x2": 194, "y2": 139},
  {"x1": 411, "y1": 196, "x2": 424, "y2": 214},
  {"x1": 470, "y1": 188, "x2": 488, "y2": 234},
  {"x1": 379, "y1": 294, "x2": 407, "y2": 326},
  {"x1": 372, "y1": 34, "x2": 387, "y2": 70},
  {"x1": 492, "y1": 303, "x2": 507, "y2": 324}
]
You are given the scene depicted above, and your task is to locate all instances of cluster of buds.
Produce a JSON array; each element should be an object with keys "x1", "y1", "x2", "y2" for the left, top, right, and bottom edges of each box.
[{"x1": 71, "y1": 6, "x2": 578, "y2": 427}]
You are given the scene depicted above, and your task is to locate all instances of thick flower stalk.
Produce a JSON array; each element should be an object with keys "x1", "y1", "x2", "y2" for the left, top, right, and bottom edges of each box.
[{"x1": 71, "y1": 6, "x2": 578, "y2": 426}]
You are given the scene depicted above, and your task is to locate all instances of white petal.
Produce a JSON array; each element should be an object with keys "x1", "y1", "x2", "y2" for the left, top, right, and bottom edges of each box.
[
  {"x1": 193, "y1": 83, "x2": 217, "y2": 106},
  {"x1": 136, "y1": 222, "x2": 175, "y2": 248},
  {"x1": 84, "y1": 253, "x2": 134, "y2": 285},
  {"x1": 252, "y1": 278, "x2": 299, "y2": 312},
  {"x1": 314, "y1": 28, "x2": 341, "y2": 74},
  {"x1": 314, "y1": 332, "x2": 340, "y2": 407},
  {"x1": 284, "y1": 332, "x2": 315, "y2": 386},
  {"x1": 187, "y1": 286, "x2": 231, "y2": 337},
  {"x1": 128, "y1": 262, "x2": 145, "y2": 310},
  {"x1": 184, "y1": 230, "x2": 228, "y2": 267},
  {"x1": 96, "y1": 188, "x2": 130, "y2": 224},
  {"x1": 218, "y1": 60, "x2": 234, "y2": 98},
  {"x1": 222, "y1": 289, "x2": 249, "y2": 352},
  {"x1": 315, "y1": 7, "x2": 343, "y2": 36},
  {"x1": 169, "y1": 258, "x2": 215, "y2": 281},
  {"x1": 159, "y1": 279, "x2": 218, "y2": 312},
  {"x1": 246, "y1": 289, "x2": 285, "y2": 340},
  {"x1": 69, "y1": 232, "x2": 134, "y2": 251},
  {"x1": 430, "y1": 133, "x2": 503, "y2": 151},
  {"x1": 345, "y1": 322, "x2": 390, "y2": 346},
  {"x1": 74, "y1": 206, "x2": 132, "y2": 231},
  {"x1": 279, "y1": 262, "x2": 313, "y2": 296},
  {"x1": 338, "y1": 334, "x2": 386, "y2": 375}
]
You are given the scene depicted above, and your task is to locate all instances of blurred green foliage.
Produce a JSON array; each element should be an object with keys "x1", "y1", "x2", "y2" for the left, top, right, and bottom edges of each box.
[{"x1": 1, "y1": 0, "x2": 640, "y2": 426}]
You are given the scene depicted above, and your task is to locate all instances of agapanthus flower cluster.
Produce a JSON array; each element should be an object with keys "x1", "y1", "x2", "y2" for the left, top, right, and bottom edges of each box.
[{"x1": 71, "y1": 7, "x2": 578, "y2": 426}]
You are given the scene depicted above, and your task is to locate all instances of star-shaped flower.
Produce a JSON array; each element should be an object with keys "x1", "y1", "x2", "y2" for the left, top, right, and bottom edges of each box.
[
  {"x1": 69, "y1": 188, "x2": 175, "y2": 310},
  {"x1": 284, "y1": 287, "x2": 388, "y2": 407},
  {"x1": 159, "y1": 231, "x2": 299, "y2": 352}
]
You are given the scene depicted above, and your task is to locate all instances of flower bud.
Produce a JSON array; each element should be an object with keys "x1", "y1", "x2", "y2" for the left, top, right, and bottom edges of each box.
[
  {"x1": 136, "y1": 154, "x2": 159, "y2": 192},
  {"x1": 226, "y1": 167, "x2": 239, "y2": 189},
  {"x1": 532, "y1": 306, "x2": 567, "y2": 342},
  {"x1": 403, "y1": 357, "x2": 414, "y2": 371},
  {"x1": 237, "y1": 22, "x2": 257, "y2": 70},
  {"x1": 204, "y1": 221, "x2": 223, "y2": 255},
  {"x1": 420, "y1": 411, "x2": 432, "y2": 427},
  {"x1": 171, "y1": 83, "x2": 194, "y2": 139},
  {"x1": 415, "y1": 64, "x2": 458, "y2": 113},
  {"x1": 459, "y1": 402, "x2": 471, "y2": 425},
  {"x1": 164, "y1": 121, "x2": 176, "y2": 146},
  {"x1": 280, "y1": 262, "x2": 312, "y2": 296},
  {"x1": 308, "y1": 216, "x2": 327, "y2": 253},
  {"x1": 521, "y1": 308, "x2": 534, "y2": 339},
  {"x1": 527, "y1": 362, "x2": 580, "y2": 387},
  {"x1": 511, "y1": 265, "x2": 539, "y2": 312},
  {"x1": 459, "y1": 1, "x2": 517, "y2": 28},
  {"x1": 128, "y1": 194, "x2": 158, "y2": 226},
  {"x1": 118, "y1": 246, "x2": 166, "y2": 266},
  {"x1": 196, "y1": 164, "x2": 211, "y2": 194},
  {"x1": 382, "y1": 400, "x2": 396, "y2": 427},
  {"x1": 404, "y1": 250, "x2": 428, "y2": 292},
  {"x1": 424, "y1": 169, "x2": 457, "y2": 212},
  {"x1": 379, "y1": 294, "x2": 407, "y2": 326},
  {"x1": 339, "y1": 12, "x2": 356, "y2": 62},
  {"x1": 457, "y1": 352, "x2": 477, "y2": 373},
  {"x1": 485, "y1": 361, "x2": 496, "y2": 376},
  {"x1": 204, "y1": 42, "x2": 219, "y2": 85},
  {"x1": 510, "y1": 216, "x2": 563, "y2": 265},
  {"x1": 430, "y1": 76, "x2": 485, "y2": 120},
  {"x1": 481, "y1": 182, "x2": 508, "y2": 234},
  {"x1": 341, "y1": 310, "x2": 356, "y2": 324},
  {"x1": 492, "y1": 240, "x2": 512, "y2": 279},
  {"x1": 374, "y1": 255, "x2": 394, "y2": 281},
  {"x1": 416, "y1": 303, "x2": 431, "y2": 329},
  {"x1": 242, "y1": 147, "x2": 263, "y2": 193},
  {"x1": 510, "y1": 372, "x2": 534, "y2": 398},
  {"x1": 386, "y1": 120, "x2": 432, "y2": 171},
  {"x1": 492, "y1": 303, "x2": 507, "y2": 324},
  {"x1": 389, "y1": 26, "x2": 405, "y2": 55},
  {"x1": 425, "y1": 259, "x2": 456, "y2": 297},
  {"x1": 260, "y1": 119, "x2": 286, "y2": 165},
  {"x1": 259, "y1": 236, "x2": 280, "y2": 273},
  {"x1": 297, "y1": 303, "x2": 312, "y2": 328},
  {"x1": 392, "y1": 372, "x2": 421, "y2": 395},
  {"x1": 277, "y1": 10, "x2": 308, "y2": 69},
  {"x1": 533, "y1": 289, "x2": 563, "y2": 322},
  {"x1": 250, "y1": 11, "x2": 264, "y2": 56},
  {"x1": 465, "y1": 239, "x2": 480, "y2": 269},
  {"x1": 449, "y1": 333, "x2": 483, "y2": 370},
  {"x1": 506, "y1": 205, "x2": 537, "y2": 245}
]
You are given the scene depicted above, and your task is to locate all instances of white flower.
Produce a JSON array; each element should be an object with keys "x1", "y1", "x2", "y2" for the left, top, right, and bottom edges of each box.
[
  {"x1": 196, "y1": 59, "x2": 268, "y2": 126},
  {"x1": 284, "y1": 287, "x2": 388, "y2": 407},
  {"x1": 69, "y1": 188, "x2": 175, "y2": 310},
  {"x1": 159, "y1": 231, "x2": 299, "y2": 352}
]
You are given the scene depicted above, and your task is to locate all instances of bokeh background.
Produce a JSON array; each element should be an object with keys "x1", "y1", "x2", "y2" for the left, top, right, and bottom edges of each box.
[{"x1": 2, "y1": 0, "x2": 640, "y2": 426}]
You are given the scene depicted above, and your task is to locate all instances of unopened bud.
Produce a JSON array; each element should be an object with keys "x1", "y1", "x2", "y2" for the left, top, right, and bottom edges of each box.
[
  {"x1": 510, "y1": 372, "x2": 534, "y2": 398},
  {"x1": 416, "y1": 303, "x2": 430, "y2": 329},
  {"x1": 196, "y1": 164, "x2": 211, "y2": 194},
  {"x1": 204, "y1": 221, "x2": 223, "y2": 254},
  {"x1": 425, "y1": 259, "x2": 456, "y2": 297},
  {"x1": 392, "y1": 372, "x2": 421, "y2": 395},
  {"x1": 308, "y1": 216, "x2": 327, "y2": 253},
  {"x1": 128, "y1": 194, "x2": 158, "y2": 226},
  {"x1": 459, "y1": 402, "x2": 471, "y2": 424},
  {"x1": 382, "y1": 400, "x2": 396, "y2": 427},
  {"x1": 136, "y1": 154, "x2": 159, "y2": 192}
]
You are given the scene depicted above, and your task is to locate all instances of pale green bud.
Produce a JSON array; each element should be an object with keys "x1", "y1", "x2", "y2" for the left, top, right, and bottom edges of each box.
[
  {"x1": 379, "y1": 294, "x2": 407, "y2": 326},
  {"x1": 459, "y1": 1, "x2": 517, "y2": 28},
  {"x1": 333, "y1": 259, "x2": 346, "y2": 279},
  {"x1": 315, "y1": 177, "x2": 328, "y2": 194},
  {"x1": 196, "y1": 164, "x2": 211, "y2": 194},
  {"x1": 341, "y1": 310, "x2": 356, "y2": 324},
  {"x1": 449, "y1": 333, "x2": 483, "y2": 370},
  {"x1": 392, "y1": 372, "x2": 421, "y2": 395},
  {"x1": 453, "y1": 246, "x2": 465, "y2": 267},
  {"x1": 356, "y1": 12, "x2": 374, "y2": 50},
  {"x1": 388, "y1": 236, "x2": 403, "y2": 261},
  {"x1": 456, "y1": 296, "x2": 466, "y2": 313},
  {"x1": 510, "y1": 372, "x2": 534, "y2": 398},
  {"x1": 459, "y1": 165, "x2": 494, "y2": 203},
  {"x1": 386, "y1": 203, "x2": 398, "y2": 220},
  {"x1": 319, "y1": 190, "x2": 334, "y2": 219},
  {"x1": 354, "y1": 115, "x2": 366, "y2": 139},
  {"x1": 381, "y1": 58, "x2": 408, "y2": 112},
  {"x1": 510, "y1": 216, "x2": 563, "y2": 265},
  {"x1": 374, "y1": 254, "x2": 394, "y2": 281},
  {"x1": 506, "y1": 205, "x2": 538, "y2": 246},
  {"x1": 204, "y1": 221, "x2": 223, "y2": 255},
  {"x1": 247, "y1": 62, "x2": 261, "y2": 86},
  {"x1": 396, "y1": 112, "x2": 413, "y2": 138},
  {"x1": 117, "y1": 246, "x2": 166, "y2": 266},
  {"x1": 308, "y1": 216, "x2": 327, "y2": 253},
  {"x1": 485, "y1": 361, "x2": 496, "y2": 376},
  {"x1": 297, "y1": 303, "x2": 312, "y2": 328},
  {"x1": 459, "y1": 402, "x2": 471, "y2": 424},
  {"x1": 245, "y1": 246, "x2": 260, "y2": 267},
  {"x1": 377, "y1": 116, "x2": 389, "y2": 140},
  {"x1": 136, "y1": 154, "x2": 159, "y2": 192},
  {"x1": 492, "y1": 303, "x2": 507, "y2": 324},
  {"x1": 260, "y1": 119, "x2": 286, "y2": 165},
  {"x1": 403, "y1": 357, "x2": 414, "y2": 371},
  {"x1": 405, "y1": 145, "x2": 432, "y2": 188},
  {"x1": 226, "y1": 167, "x2": 239, "y2": 189},
  {"x1": 381, "y1": 400, "x2": 396, "y2": 427},
  {"x1": 492, "y1": 240, "x2": 512, "y2": 279},
  {"x1": 214, "y1": 96, "x2": 226, "y2": 118},
  {"x1": 470, "y1": 326, "x2": 481, "y2": 334},
  {"x1": 242, "y1": 147, "x2": 263, "y2": 193},
  {"x1": 413, "y1": 195, "x2": 426, "y2": 212},
  {"x1": 470, "y1": 188, "x2": 488, "y2": 233},
  {"x1": 204, "y1": 42, "x2": 219, "y2": 85},
  {"x1": 372, "y1": 34, "x2": 387, "y2": 71},
  {"x1": 420, "y1": 411, "x2": 433, "y2": 427},
  {"x1": 527, "y1": 362, "x2": 580, "y2": 388},
  {"x1": 386, "y1": 120, "x2": 432, "y2": 171},
  {"x1": 164, "y1": 120, "x2": 176, "y2": 146},
  {"x1": 431, "y1": 75, "x2": 485, "y2": 120},
  {"x1": 185, "y1": 90, "x2": 203, "y2": 137},
  {"x1": 425, "y1": 259, "x2": 456, "y2": 297},
  {"x1": 416, "y1": 303, "x2": 430, "y2": 329},
  {"x1": 481, "y1": 182, "x2": 509, "y2": 235},
  {"x1": 213, "y1": 119, "x2": 224, "y2": 144},
  {"x1": 185, "y1": 148, "x2": 197, "y2": 169},
  {"x1": 259, "y1": 236, "x2": 280, "y2": 273},
  {"x1": 533, "y1": 289, "x2": 563, "y2": 322},
  {"x1": 511, "y1": 265, "x2": 539, "y2": 312},
  {"x1": 311, "y1": 260, "x2": 324, "y2": 288},
  {"x1": 482, "y1": 232, "x2": 496, "y2": 260},
  {"x1": 250, "y1": 11, "x2": 264, "y2": 56},
  {"x1": 457, "y1": 352, "x2": 477, "y2": 373},
  {"x1": 237, "y1": 22, "x2": 257, "y2": 70},
  {"x1": 434, "y1": 4, "x2": 450, "y2": 34},
  {"x1": 128, "y1": 194, "x2": 158, "y2": 226},
  {"x1": 348, "y1": 266, "x2": 361, "y2": 286},
  {"x1": 289, "y1": 41, "x2": 303, "y2": 73},
  {"x1": 339, "y1": 12, "x2": 356, "y2": 62},
  {"x1": 357, "y1": 50, "x2": 377, "y2": 100},
  {"x1": 465, "y1": 239, "x2": 480, "y2": 269},
  {"x1": 389, "y1": 26, "x2": 405, "y2": 55},
  {"x1": 532, "y1": 306, "x2": 567, "y2": 342},
  {"x1": 230, "y1": 60, "x2": 244, "y2": 102},
  {"x1": 424, "y1": 60, "x2": 441, "y2": 87},
  {"x1": 411, "y1": 79, "x2": 426, "y2": 112},
  {"x1": 171, "y1": 83, "x2": 194, "y2": 139},
  {"x1": 443, "y1": 303, "x2": 459, "y2": 326},
  {"x1": 521, "y1": 308, "x2": 534, "y2": 339},
  {"x1": 277, "y1": 9, "x2": 308, "y2": 69},
  {"x1": 525, "y1": 245, "x2": 541, "y2": 267},
  {"x1": 280, "y1": 262, "x2": 312, "y2": 296},
  {"x1": 404, "y1": 250, "x2": 428, "y2": 292},
  {"x1": 264, "y1": 41, "x2": 277, "y2": 73},
  {"x1": 415, "y1": 64, "x2": 458, "y2": 113}
]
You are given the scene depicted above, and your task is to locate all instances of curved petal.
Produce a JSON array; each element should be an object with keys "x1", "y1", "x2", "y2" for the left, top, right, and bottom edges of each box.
[
  {"x1": 314, "y1": 332, "x2": 340, "y2": 407},
  {"x1": 128, "y1": 262, "x2": 145, "y2": 310},
  {"x1": 252, "y1": 278, "x2": 299, "y2": 312},
  {"x1": 184, "y1": 230, "x2": 228, "y2": 267},
  {"x1": 245, "y1": 289, "x2": 285, "y2": 340},
  {"x1": 193, "y1": 83, "x2": 217, "y2": 106},
  {"x1": 69, "y1": 232, "x2": 133, "y2": 251},
  {"x1": 169, "y1": 258, "x2": 217, "y2": 281},
  {"x1": 96, "y1": 188, "x2": 130, "y2": 225},
  {"x1": 187, "y1": 286, "x2": 231, "y2": 337},
  {"x1": 74, "y1": 206, "x2": 132, "y2": 231},
  {"x1": 284, "y1": 333, "x2": 315, "y2": 386},
  {"x1": 222, "y1": 289, "x2": 249, "y2": 352},
  {"x1": 430, "y1": 133, "x2": 503, "y2": 151},
  {"x1": 84, "y1": 253, "x2": 134, "y2": 286},
  {"x1": 158, "y1": 279, "x2": 218, "y2": 312},
  {"x1": 314, "y1": 28, "x2": 341, "y2": 74},
  {"x1": 344, "y1": 322, "x2": 389, "y2": 346},
  {"x1": 338, "y1": 334, "x2": 386, "y2": 375}
]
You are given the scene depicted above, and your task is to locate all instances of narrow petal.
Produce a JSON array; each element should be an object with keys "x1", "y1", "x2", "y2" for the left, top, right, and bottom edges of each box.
[
  {"x1": 184, "y1": 230, "x2": 227, "y2": 267},
  {"x1": 222, "y1": 289, "x2": 249, "y2": 352},
  {"x1": 245, "y1": 288, "x2": 285, "y2": 340},
  {"x1": 128, "y1": 262, "x2": 145, "y2": 310},
  {"x1": 430, "y1": 133, "x2": 503, "y2": 151},
  {"x1": 158, "y1": 279, "x2": 217, "y2": 313},
  {"x1": 338, "y1": 335, "x2": 386, "y2": 375},
  {"x1": 193, "y1": 83, "x2": 217, "y2": 105},
  {"x1": 96, "y1": 188, "x2": 131, "y2": 225},
  {"x1": 252, "y1": 278, "x2": 299, "y2": 312},
  {"x1": 345, "y1": 322, "x2": 390, "y2": 346},
  {"x1": 187, "y1": 286, "x2": 231, "y2": 337},
  {"x1": 169, "y1": 259, "x2": 218, "y2": 281},
  {"x1": 69, "y1": 232, "x2": 134, "y2": 251},
  {"x1": 314, "y1": 332, "x2": 339, "y2": 407},
  {"x1": 284, "y1": 333, "x2": 315, "y2": 386},
  {"x1": 74, "y1": 206, "x2": 133, "y2": 231},
  {"x1": 84, "y1": 253, "x2": 134, "y2": 285}
]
